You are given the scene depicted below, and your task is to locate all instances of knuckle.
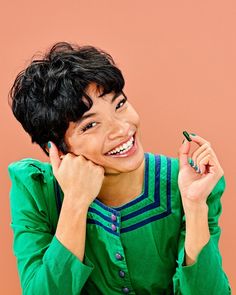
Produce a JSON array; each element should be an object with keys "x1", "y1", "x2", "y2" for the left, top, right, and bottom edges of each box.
[{"x1": 206, "y1": 146, "x2": 211, "y2": 152}]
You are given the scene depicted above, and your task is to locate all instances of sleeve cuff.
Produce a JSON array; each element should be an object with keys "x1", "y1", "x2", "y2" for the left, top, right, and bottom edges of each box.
[
  {"x1": 177, "y1": 237, "x2": 231, "y2": 294},
  {"x1": 43, "y1": 235, "x2": 94, "y2": 286}
]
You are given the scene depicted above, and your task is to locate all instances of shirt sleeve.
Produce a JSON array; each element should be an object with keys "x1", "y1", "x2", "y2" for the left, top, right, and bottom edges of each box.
[
  {"x1": 172, "y1": 175, "x2": 232, "y2": 295},
  {"x1": 8, "y1": 160, "x2": 94, "y2": 295}
]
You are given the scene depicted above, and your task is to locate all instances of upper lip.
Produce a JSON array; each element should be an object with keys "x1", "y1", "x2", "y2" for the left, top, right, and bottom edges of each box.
[{"x1": 105, "y1": 133, "x2": 135, "y2": 154}]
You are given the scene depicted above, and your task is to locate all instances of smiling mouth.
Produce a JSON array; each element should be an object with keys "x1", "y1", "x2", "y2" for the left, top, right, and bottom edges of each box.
[{"x1": 104, "y1": 132, "x2": 136, "y2": 156}]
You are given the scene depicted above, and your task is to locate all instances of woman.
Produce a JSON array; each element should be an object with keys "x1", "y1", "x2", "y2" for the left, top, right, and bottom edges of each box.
[{"x1": 8, "y1": 42, "x2": 231, "y2": 294}]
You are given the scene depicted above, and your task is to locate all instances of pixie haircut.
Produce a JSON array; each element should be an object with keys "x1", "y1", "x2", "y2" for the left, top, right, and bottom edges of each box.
[{"x1": 9, "y1": 41, "x2": 125, "y2": 156}]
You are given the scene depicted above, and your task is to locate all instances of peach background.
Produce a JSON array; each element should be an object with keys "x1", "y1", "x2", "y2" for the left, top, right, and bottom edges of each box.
[{"x1": 1, "y1": 0, "x2": 235, "y2": 293}]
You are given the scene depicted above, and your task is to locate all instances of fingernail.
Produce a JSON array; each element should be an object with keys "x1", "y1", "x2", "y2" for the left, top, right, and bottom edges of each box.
[
  {"x1": 189, "y1": 159, "x2": 194, "y2": 166},
  {"x1": 196, "y1": 166, "x2": 201, "y2": 173},
  {"x1": 183, "y1": 131, "x2": 192, "y2": 142},
  {"x1": 194, "y1": 165, "x2": 199, "y2": 171},
  {"x1": 190, "y1": 133, "x2": 196, "y2": 136},
  {"x1": 182, "y1": 139, "x2": 185, "y2": 144},
  {"x1": 47, "y1": 141, "x2": 51, "y2": 149}
]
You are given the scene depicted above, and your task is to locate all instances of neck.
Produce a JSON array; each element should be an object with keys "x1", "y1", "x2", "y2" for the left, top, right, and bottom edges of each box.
[{"x1": 97, "y1": 156, "x2": 145, "y2": 207}]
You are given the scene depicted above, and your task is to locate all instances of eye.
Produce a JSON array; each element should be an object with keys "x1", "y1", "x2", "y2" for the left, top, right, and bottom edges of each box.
[
  {"x1": 116, "y1": 97, "x2": 127, "y2": 110},
  {"x1": 81, "y1": 122, "x2": 97, "y2": 132}
]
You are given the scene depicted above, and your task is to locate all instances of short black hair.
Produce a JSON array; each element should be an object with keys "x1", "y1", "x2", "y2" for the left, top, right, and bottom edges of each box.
[{"x1": 9, "y1": 41, "x2": 125, "y2": 156}]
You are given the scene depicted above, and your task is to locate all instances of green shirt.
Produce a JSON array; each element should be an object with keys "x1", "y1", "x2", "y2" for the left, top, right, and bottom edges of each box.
[{"x1": 8, "y1": 152, "x2": 231, "y2": 295}]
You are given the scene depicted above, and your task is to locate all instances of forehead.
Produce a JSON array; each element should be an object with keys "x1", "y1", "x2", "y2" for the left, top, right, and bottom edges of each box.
[
  {"x1": 82, "y1": 83, "x2": 121, "y2": 109},
  {"x1": 85, "y1": 83, "x2": 107, "y2": 101}
]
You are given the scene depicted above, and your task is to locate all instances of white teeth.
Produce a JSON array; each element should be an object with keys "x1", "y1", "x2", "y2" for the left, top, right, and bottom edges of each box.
[{"x1": 107, "y1": 136, "x2": 134, "y2": 155}]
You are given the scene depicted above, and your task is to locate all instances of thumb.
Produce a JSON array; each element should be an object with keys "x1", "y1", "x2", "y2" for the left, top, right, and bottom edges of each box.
[
  {"x1": 178, "y1": 139, "x2": 191, "y2": 170},
  {"x1": 48, "y1": 141, "x2": 61, "y2": 174}
]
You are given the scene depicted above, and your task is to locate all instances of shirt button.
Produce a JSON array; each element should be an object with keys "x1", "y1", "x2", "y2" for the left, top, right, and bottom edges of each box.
[
  {"x1": 111, "y1": 213, "x2": 117, "y2": 221},
  {"x1": 119, "y1": 270, "x2": 125, "y2": 278},
  {"x1": 122, "y1": 287, "x2": 130, "y2": 294},
  {"x1": 111, "y1": 224, "x2": 117, "y2": 231},
  {"x1": 115, "y1": 253, "x2": 123, "y2": 260}
]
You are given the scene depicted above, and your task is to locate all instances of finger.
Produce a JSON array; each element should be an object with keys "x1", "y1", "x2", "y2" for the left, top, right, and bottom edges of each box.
[
  {"x1": 198, "y1": 154, "x2": 212, "y2": 174},
  {"x1": 189, "y1": 133, "x2": 211, "y2": 147},
  {"x1": 178, "y1": 139, "x2": 191, "y2": 170},
  {"x1": 191, "y1": 143, "x2": 210, "y2": 168},
  {"x1": 198, "y1": 154, "x2": 211, "y2": 175},
  {"x1": 48, "y1": 141, "x2": 61, "y2": 174},
  {"x1": 195, "y1": 148, "x2": 212, "y2": 174}
]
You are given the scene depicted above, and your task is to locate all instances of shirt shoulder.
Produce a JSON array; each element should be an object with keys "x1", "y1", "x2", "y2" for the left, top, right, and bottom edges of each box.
[
  {"x1": 152, "y1": 153, "x2": 226, "y2": 202},
  {"x1": 8, "y1": 158, "x2": 53, "y2": 184}
]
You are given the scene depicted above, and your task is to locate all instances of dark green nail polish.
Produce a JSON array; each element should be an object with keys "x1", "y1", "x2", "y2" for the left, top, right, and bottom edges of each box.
[
  {"x1": 183, "y1": 131, "x2": 192, "y2": 142},
  {"x1": 47, "y1": 141, "x2": 51, "y2": 149},
  {"x1": 194, "y1": 165, "x2": 198, "y2": 171},
  {"x1": 190, "y1": 133, "x2": 196, "y2": 136},
  {"x1": 189, "y1": 159, "x2": 194, "y2": 166}
]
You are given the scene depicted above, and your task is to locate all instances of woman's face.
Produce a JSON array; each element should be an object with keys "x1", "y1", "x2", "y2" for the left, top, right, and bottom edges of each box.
[{"x1": 64, "y1": 83, "x2": 144, "y2": 175}]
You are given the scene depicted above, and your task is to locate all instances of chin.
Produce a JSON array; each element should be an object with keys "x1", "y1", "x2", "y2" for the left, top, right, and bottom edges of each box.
[{"x1": 103, "y1": 140, "x2": 145, "y2": 175}]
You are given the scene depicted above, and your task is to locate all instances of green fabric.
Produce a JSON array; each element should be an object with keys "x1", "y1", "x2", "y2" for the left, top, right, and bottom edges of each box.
[{"x1": 8, "y1": 152, "x2": 231, "y2": 295}]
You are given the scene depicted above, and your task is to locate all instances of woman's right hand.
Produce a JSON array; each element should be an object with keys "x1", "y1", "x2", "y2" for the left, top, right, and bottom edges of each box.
[{"x1": 48, "y1": 141, "x2": 105, "y2": 207}]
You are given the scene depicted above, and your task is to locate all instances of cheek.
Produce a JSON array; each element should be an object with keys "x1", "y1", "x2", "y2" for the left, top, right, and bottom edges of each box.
[
  {"x1": 128, "y1": 102, "x2": 139, "y2": 116},
  {"x1": 80, "y1": 136, "x2": 103, "y2": 154},
  {"x1": 129, "y1": 107, "x2": 140, "y2": 126}
]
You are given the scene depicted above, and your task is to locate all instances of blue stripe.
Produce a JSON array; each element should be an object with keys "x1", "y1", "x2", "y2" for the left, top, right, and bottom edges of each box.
[
  {"x1": 88, "y1": 207, "x2": 119, "y2": 225},
  {"x1": 87, "y1": 218, "x2": 119, "y2": 236},
  {"x1": 87, "y1": 154, "x2": 173, "y2": 234},
  {"x1": 121, "y1": 210, "x2": 171, "y2": 233},
  {"x1": 53, "y1": 178, "x2": 62, "y2": 216},
  {"x1": 166, "y1": 157, "x2": 172, "y2": 211},
  {"x1": 121, "y1": 154, "x2": 160, "y2": 221},
  {"x1": 93, "y1": 198, "x2": 119, "y2": 214},
  {"x1": 121, "y1": 156, "x2": 172, "y2": 233}
]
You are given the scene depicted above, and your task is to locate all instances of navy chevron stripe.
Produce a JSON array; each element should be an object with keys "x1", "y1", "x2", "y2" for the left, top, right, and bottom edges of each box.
[
  {"x1": 85, "y1": 154, "x2": 172, "y2": 235},
  {"x1": 121, "y1": 210, "x2": 171, "y2": 233},
  {"x1": 121, "y1": 154, "x2": 160, "y2": 221},
  {"x1": 121, "y1": 156, "x2": 172, "y2": 233},
  {"x1": 89, "y1": 200, "x2": 118, "y2": 214},
  {"x1": 53, "y1": 178, "x2": 62, "y2": 217},
  {"x1": 88, "y1": 207, "x2": 119, "y2": 225},
  {"x1": 166, "y1": 156, "x2": 171, "y2": 210},
  {"x1": 87, "y1": 218, "x2": 119, "y2": 236}
]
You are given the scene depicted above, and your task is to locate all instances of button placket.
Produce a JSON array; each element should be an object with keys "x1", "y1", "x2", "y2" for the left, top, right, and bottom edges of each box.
[
  {"x1": 111, "y1": 213, "x2": 119, "y2": 233},
  {"x1": 111, "y1": 213, "x2": 117, "y2": 221},
  {"x1": 122, "y1": 287, "x2": 130, "y2": 294},
  {"x1": 119, "y1": 270, "x2": 125, "y2": 278},
  {"x1": 115, "y1": 252, "x2": 123, "y2": 260},
  {"x1": 109, "y1": 212, "x2": 134, "y2": 294}
]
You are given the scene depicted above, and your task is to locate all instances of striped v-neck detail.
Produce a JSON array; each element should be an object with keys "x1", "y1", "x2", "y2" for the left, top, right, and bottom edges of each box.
[{"x1": 86, "y1": 153, "x2": 173, "y2": 235}]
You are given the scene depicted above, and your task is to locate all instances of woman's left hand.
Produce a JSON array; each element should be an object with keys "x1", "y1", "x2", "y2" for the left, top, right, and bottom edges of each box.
[{"x1": 178, "y1": 133, "x2": 224, "y2": 205}]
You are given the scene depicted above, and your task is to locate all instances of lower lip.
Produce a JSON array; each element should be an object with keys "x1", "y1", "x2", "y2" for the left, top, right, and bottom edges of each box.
[{"x1": 105, "y1": 134, "x2": 138, "y2": 158}]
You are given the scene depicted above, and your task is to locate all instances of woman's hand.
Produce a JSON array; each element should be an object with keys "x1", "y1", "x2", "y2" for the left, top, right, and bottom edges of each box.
[
  {"x1": 178, "y1": 133, "x2": 224, "y2": 206},
  {"x1": 48, "y1": 141, "x2": 105, "y2": 207}
]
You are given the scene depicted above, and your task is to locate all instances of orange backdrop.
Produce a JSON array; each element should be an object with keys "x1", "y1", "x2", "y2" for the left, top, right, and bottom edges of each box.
[{"x1": 1, "y1": 0, "x2": 235, "y2": 293}]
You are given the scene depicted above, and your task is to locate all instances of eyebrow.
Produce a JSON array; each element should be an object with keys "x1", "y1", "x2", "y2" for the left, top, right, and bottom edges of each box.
[{"x1": 76, "y1": 92, "x2": 124, "y2": 125}]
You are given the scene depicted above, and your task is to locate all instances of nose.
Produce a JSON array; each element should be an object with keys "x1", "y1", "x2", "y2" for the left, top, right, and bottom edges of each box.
[{"x1": 107, "y1": 120, "x2": 132, "y2": 140}]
